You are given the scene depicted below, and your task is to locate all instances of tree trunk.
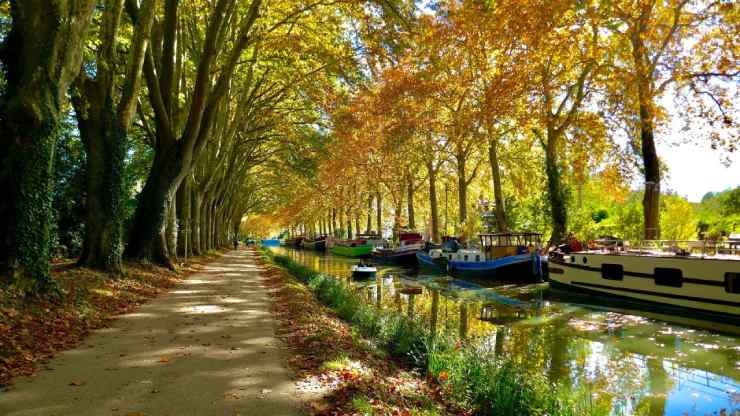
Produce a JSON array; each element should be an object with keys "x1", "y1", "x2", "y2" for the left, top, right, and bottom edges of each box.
[
  {"x1": 488, "y1": 137, "x2": 507, "y2": 232},
  {"x1": 124, "y1": 148, "x2": 184, "y2": 268},
  {"x1": 74, "y1": 97, "x2": 127, "y2": 273},
  {"x1": 346, "y1": 207, "x2": 353, "y2": 239},
  {"x1": 639, "y1": 99, "x2": 661, "y2": 240},
  {"x1": 209, "y1": 201, "x2": 217, "y2": 249},
  {"x1": 393, "y1": 193, "x2": 404, "y2": 233},
  {"x1": 166, "y1": 193, "x2": 177, "y2": 261},
  {"x1": 200, "y1": 194, "x2": 209, "y2": 252},
  {"x1": 545, "y1": 130, "x2": 567, "y2": 243},
  {"x1": 73, "y1": 0, "x2": 154, "y2": 273},
  {"x1": 427, "y1": 162, "x2": 440, "y2": 242},
  {"x1": 407, "y1": 176, "x2": 416, "y2": 230},
  {"x1": 332, "y1": 208, "x2": 338, "y2": 238},
  {"x1": 191, "y1": 189, "x2": 202, "y2": 255},
  {"x1": 456, "y1": 154, "x2": 468, "y2": 224},
  {"x1": 0, "y1": 0, "x2": 96, "y2": 291},
  {"x1": 376, "y1": 192, "x2": 382, "y2": 236},
  {"x1": 366, "y1": 196, "x2": 373, "y2": 233},
  {"x1": 632, "y1": 30, "x2": 661, "y2": 240},
  {"x1": 355, "y1": 214, "x2": 360, "y2": 237},
  {"x1": 338, "y1": 208, "x2": 344, "y2": 239},
  {"x1": 177, "y1": 177, "x2": 191, "y2": 257}
]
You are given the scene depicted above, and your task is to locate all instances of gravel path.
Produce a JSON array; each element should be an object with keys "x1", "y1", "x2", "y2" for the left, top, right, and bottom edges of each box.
[{"x1": 0, "y1": 249, "x2": 304, "y2": 416}]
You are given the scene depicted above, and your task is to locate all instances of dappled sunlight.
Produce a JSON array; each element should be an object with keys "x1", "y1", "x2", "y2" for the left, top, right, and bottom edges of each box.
[
  {"x1": 117, "y1": 312, "x2": 162, "y2": 320},
  {"x1": 220, "y1": 297, "x2": 249, "y2": 304},
  {"x1": 170, "y1": 289, "x2": 210, "y2": 295},
  {"x1": 1, "y1": 250, "x2": 304, "y2": 416},
  {"x1": 178, "y1": 304, "x2": 232, "y2": 314}
]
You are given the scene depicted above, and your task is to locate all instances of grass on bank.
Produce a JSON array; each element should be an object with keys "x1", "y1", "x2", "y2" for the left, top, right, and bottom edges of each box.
[{"x1": 263, "y1": 249, "x2": 610, "y2": 416}]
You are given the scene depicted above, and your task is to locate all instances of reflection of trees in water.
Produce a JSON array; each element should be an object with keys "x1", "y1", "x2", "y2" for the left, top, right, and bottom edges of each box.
[
  {"x1": 375, "y1": 276, "x2": 382, "y2": 307},
  {"x1": 459, "y1": 302, "x2": 468, "y2": 339},
  {"x1": 407, "y1": 293, "x2": 416, "y2": 318},
  {"x1": 547, "y1": 325, "x2": 570, "y2": 386},
  {"x1": 638, "y1": 357, "x2": 670, "y2": 416},
  {"x1": 430, "y1": 290, "x2": 439, "y2": 338}
]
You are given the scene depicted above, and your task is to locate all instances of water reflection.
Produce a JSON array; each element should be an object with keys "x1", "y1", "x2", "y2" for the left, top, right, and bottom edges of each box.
[{"x1": 273, "y1": 247, "x2": 740, "y2": 415}]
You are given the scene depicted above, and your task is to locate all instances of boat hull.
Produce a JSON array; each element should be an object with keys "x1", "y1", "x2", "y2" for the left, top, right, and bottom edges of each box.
[
  {"x1": 261, "y1": 239, "x2": 280, "y2": 247},
  {"x1": 302, "y1": 240, "x2": 326, "y2": 251},
  {"x1": 416, "y1": 251, "x2": 448, "y2": 272},
  {"x1": 548, "y1": 252, "x2": 740, "y2": 320},
  {"x1": 372, "y1": 249, "x2": 419, "y2": 266},
  {"x1": 447, "y1": 253, "x2": 544, "y2": 281},
  {"x1": 330, "y1": 244, "x2": 373, "y2": 257}
]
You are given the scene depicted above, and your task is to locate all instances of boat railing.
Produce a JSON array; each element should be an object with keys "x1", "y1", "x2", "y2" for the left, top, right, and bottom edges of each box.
[{"x1": 588, "y1": 238, "x2": 740, "y2": 258}]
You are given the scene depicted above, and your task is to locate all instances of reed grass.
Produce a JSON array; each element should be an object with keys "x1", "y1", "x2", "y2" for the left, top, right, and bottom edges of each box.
[{"x1": 262, "y1": 249, "x2": 609, "y2": 416}]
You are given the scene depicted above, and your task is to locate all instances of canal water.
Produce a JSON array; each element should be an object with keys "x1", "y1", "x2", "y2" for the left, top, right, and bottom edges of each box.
[{"x1": 271, "y1": 247, "x2": 739, "y2": 416}]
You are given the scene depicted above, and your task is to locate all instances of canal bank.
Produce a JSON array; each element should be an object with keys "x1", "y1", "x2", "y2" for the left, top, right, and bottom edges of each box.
[{"x1": 268, "y1": 246, "x2": 739, "y2": 416}]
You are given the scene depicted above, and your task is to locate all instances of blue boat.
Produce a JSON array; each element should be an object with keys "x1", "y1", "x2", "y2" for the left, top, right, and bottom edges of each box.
[
  {"x1": 416, "y1": 237, "x2": 461, "y2": 272},
  {"x1": 261, "y1": 239, "x2": 280, "y2": 247},
  {"x1": 446, "y1": 233, "x2": 546, "y2": 281},
  {"x1": 416, "y1": 250, "x2": 447, "y2": 272}
]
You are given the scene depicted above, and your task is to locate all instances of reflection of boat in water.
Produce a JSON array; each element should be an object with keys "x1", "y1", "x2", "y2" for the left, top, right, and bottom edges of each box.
[
  {"x1": 479, "y1": 303, "x2": 536, "y2": 325},
  {"x1": 447, "y1": 233, "x2": 546, "y2": 281},
  {"x1": 548, "y1": 239, "x2": 740, "y2": 324},
  {"x1": 373, "y1": 231, "x2": 424, "y2": 265}
]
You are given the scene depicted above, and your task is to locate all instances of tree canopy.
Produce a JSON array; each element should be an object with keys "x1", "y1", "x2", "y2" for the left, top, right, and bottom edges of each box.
[{"x1": 0, "y1": 0, "x2": 737, "y2": 292}]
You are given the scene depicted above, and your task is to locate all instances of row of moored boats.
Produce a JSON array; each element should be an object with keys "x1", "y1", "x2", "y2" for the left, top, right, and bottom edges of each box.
[
  {"x1": 272, "y1": 231, "x2": 547, "y2": 281},
  {"x1": 262, "y1": 231, "x2": 740, "y2": 324}
]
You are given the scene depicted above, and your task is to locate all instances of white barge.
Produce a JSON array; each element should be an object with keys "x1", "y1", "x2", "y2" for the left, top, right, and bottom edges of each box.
[{"x1": 548, "y1": 240, "x2": 740, "y2": 323}]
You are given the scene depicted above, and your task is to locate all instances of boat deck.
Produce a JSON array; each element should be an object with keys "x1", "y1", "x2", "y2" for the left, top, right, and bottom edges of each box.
[{"x1": 573, "y1": 249, "x2": 740, "y2": 261}]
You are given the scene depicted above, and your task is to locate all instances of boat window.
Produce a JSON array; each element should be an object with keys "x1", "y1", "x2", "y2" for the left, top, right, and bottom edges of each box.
[
  {"x1": 582, "y1": 257, "x2": 588, "y2": 264},
  {"x1": 464, "y1": 255, "x2": 469, "y2": 261},
  {"x1": 570, "y1": 256, "x2": 576, "y2": 263},
  {"x1": 725, "y1": 273, "x2": 740, "y2": 294},
  {"x1": 654, "y1": 268, "x2": 683, "y2": 288},
  {"x1": 476, "y1": 255, "x2": 480, "y2": 261},
  {"x1": 601, "y1": 264, "x2": 623, "y2": 281}
]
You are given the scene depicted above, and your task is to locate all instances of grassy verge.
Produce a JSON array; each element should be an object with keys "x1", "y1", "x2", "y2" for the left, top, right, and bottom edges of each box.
[
  {"x1": 262, "y1": 249, "x2": 610, "y2": 416},
  {"x1": 259, "y1": 251, "x2": 458, "y2": 415},
  {"x1": 0, "y1": 250, "x2": 225, "y2": 387}
]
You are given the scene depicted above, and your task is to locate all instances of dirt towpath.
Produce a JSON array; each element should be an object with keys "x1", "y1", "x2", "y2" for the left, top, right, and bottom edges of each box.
[{"x1": 0, "y1": 249, "x2": 304, "y2": 416}]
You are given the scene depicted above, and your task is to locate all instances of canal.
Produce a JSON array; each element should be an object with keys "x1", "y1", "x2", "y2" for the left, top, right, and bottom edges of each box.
[{"x1": 271, "y1": 246, "x2": 739, "y2": 416}]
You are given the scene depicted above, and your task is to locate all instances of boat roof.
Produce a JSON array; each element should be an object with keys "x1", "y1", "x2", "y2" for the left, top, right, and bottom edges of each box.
[{"x1": 479, "y1": 232, "x2": 542, "y2": 237}]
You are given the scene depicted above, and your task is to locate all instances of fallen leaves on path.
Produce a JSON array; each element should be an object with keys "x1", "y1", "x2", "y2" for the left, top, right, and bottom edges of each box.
[{"x1": 0, "y1": 252, "x2": 225, "y2": 387}]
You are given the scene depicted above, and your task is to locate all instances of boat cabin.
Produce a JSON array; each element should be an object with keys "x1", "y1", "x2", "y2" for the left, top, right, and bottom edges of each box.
[
  {"x1": 398, "y1": 231, "x2": 423, "y2": 246},
  {"x1": 479, "y1": 232, "x2": 542, "y2": 260}
]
